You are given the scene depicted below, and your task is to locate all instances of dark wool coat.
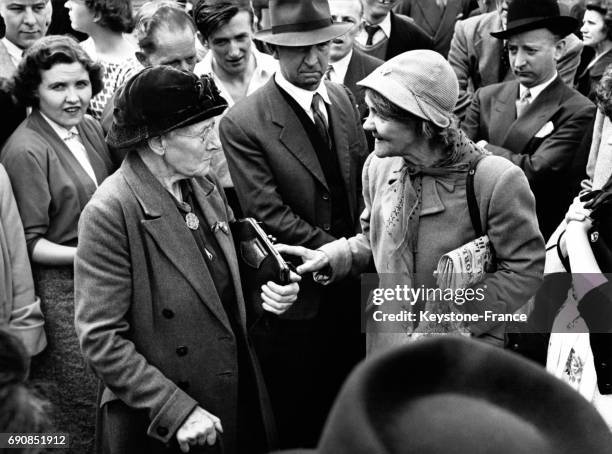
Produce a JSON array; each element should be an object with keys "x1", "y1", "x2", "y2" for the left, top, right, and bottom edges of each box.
[{"x1": 74, "y1": 152, "x2": 274, "y2": 454}]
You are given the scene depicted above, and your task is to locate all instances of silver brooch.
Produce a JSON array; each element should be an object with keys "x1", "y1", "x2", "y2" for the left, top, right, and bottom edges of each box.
[{"x1": 185, "y1": 212, "x2": 200, "y2": 230}]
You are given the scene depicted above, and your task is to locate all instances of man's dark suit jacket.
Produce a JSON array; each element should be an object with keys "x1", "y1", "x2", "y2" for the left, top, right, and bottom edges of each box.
[
  {"x1": 396, "y1": 0, "x2": 473, "y2": 57},
  {"x1": 462, "y1": 76, "x2": 596, "y2": 239},
  {"x1": 384, "y1": 12, "x2": 435, "y2": 60},
  {"x1": 219, "y1": 78, "x2": 368, "y2": 319},
  {"x1": 342, "y1": 48, "x2": 383, "y2": 150}
]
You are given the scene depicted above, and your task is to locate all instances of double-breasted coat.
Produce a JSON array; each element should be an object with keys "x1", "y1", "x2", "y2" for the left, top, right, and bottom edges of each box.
[{"x1": 74, "y1": 152, "x2": 274, "y2": 454}]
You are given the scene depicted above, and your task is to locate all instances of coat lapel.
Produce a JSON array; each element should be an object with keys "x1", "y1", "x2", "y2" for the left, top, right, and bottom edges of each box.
[
  {"x1": 477, "y1": 14, "x2": 504, "y2": 86},
  {"x1": 123, "y1": 153, "x2": 233, "y2": 333},
  {"x1": 436, "y1": 0, "x2": 461, "y2": 42},
  {"x1": 28, "y1": 110, "x2": 99, "y2": 196},
  {"x1": 326, "y1": 82, "x2": 355, "y2": 218},
  {"x1": 502, "y1": 77, "x2": 565, "y2": 153},
  {"x1": 191, "y1": 181, "x2": 248, "y2": 329},
  {"x1": 490, "y1": 81, "x2": 520, "y2": 146},
  {"x1": 268, "y1": 81, "x2": 329, "y2": 190},
  {"x1": 414, "y1": 0, "x2": 440, "y2": 36}
]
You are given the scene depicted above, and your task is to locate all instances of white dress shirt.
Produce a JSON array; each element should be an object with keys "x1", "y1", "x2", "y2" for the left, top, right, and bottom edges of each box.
[
  {"x1": 327, "y1": 49, "x2": 353, "y2": 84},
  {"x1": 518, "y1": 71, "x2": 558, "y2": 103},
  {"x1": 2, "y1": 38, "x2": 23, "y2": 67},
  {"x1": 274, "y1": 70, "x2": 331, "y2": 125},
  {"x1": 356, "y1": 13, "x2": 392, "y2": 47}
]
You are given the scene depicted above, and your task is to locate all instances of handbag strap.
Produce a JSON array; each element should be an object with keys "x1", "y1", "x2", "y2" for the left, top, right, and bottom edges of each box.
[{"x1": 467, "y1": 154, "x2": 486, "y2": 237}]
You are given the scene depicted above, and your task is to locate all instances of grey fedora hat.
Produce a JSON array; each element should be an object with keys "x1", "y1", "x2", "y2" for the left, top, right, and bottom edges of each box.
[{"x1": 255, "y1": 0, "x2": 352, "y2": 47}]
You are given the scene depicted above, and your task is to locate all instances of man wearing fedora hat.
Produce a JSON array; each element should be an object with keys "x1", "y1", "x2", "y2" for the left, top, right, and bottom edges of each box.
[
  {"x1": 449, "y1": 0, "x2": 584, "y2": 120},
  {"x1": 219, "y1": 0, "x2": 368, "y2": 447},
  {"x1": 462, "y1": 0, "x2": 596, "y2": 239}
]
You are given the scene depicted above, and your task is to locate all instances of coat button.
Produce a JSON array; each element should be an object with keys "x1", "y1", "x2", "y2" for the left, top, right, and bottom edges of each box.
[
  {"x1": 322, "y1": 194, "x2": 330, "y2": 201},
  {"x1": 157, "y1": 426, "x2": 169, "y2": 437},
  {"x1": 512, "y1": 344, "x2": 519, "y2": 350},
  {"x1": 323, "y1": 223, "x2": 331, "y2": 231},
  {"x1": 162, "y1": 309, "x2": 174, "y2": 319},
  {"x1": 178, "y1": 380, "x2": 190, "y2": 390},
  {"x1": 601, "y1": 362, "x2": 608, "y2": 368},
  {"x1": 176, "y1": 346, "x2": 188, "y2": 356}
]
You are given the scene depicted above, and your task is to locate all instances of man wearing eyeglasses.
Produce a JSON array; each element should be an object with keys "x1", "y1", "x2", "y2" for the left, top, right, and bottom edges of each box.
[{"x1": 449, "y1": 0, "x2": 583, "y2": 120}]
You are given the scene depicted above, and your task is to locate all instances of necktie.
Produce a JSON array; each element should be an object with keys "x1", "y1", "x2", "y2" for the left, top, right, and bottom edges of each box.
[
  {"x1": 311, "y1": 93, "x2": 330, "y2": 149},
  {"x1": 324, "y1": 65, "x2": 333, "y2": 81},
  {"x1": 515, "y1": 89, "x2": 531, "y2": 118},
  {"x1": 364, "y1": 24, "x2": 380, "y2": 46}
]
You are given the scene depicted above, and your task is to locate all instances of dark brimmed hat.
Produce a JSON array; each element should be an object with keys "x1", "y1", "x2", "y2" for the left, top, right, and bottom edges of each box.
[
  {"x1": 254, "y1": 0, "x2": 352, "y2": 47},
  {"x1": 107, "y1": 66, "x2": 227, "y2": 149},
  {"x1": 273, "y1": 337, "x2": 612, "y2": 454},
  {"x1": 490, "y1": 0, "x2": 578, "y2": 40}
]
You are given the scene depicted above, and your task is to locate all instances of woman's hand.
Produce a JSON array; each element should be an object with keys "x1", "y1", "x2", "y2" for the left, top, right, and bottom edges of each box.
[
  {"x1": 176, "y1": 406, "x2": 223, "y2": 452},
  {"x1": 274, "y1": 244, "x2": 330, "y2": 275},
  {"x1": 260, "y1": 271, "x2": 301, "y2": 315},
  {"x1": 564, "y1": 195, "x2": 593, "y2": 233}
]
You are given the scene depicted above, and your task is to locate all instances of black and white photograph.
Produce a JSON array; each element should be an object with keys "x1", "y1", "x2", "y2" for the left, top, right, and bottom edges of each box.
[{"x1": 0, "y1": 0, "x2": 611, "y2": 453}]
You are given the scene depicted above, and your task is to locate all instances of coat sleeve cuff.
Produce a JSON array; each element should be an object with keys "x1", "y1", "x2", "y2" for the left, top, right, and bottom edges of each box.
[
  {"x1": 9, "y1": 296, "x2": 47, "y2": 356},
  {"x1": 147, "y1": 388, "x2": 198, "y2": 443},
  {"x1": 315, "y1": 238, "x2": 352, "y2": 284}
]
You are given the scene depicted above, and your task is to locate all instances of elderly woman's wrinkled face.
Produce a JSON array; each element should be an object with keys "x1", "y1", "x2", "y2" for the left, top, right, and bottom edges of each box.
[
  {"x1": 162, "y1": 118, "x2": 218, "y2": 178},
  {"x1": 363, "y1": 91, "x2": 423, "y2": 160},
  {"x1": 37, "y1": 62, "x2": 92, "y2": 129},
  {"x1": 64, "y1": 0, "x2": 95, "y2": 34},
  {"x1": 581, "y1": 9, "x2": 609, "y2": 48}
]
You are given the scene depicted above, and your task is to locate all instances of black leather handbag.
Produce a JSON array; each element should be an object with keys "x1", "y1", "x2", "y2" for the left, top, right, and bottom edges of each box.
[{"x1": 230, "y1": 218, "x2": 291, "y2": 328}]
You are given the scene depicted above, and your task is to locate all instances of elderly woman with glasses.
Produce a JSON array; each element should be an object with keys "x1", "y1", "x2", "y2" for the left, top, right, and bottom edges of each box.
[
  {"x1": 279, "y1": 50, "x2": 545, "y2": 352},
  {"x1": 74, "y1": 66, "x2": 299, "y2": 454}
]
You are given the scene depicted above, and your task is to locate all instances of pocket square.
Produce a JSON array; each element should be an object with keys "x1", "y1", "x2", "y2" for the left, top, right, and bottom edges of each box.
[{"x1": 535, "y1": 121, "x2": 554, "y2": 138}]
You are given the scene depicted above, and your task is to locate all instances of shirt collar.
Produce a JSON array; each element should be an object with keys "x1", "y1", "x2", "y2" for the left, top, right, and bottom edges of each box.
[
  {"x1": 274, "y1": 70, "x2": 331, "y2": 113},
  {"x1": 363, "y1": 13, "x2": 391, "y2": 38},
  {"x1": 519, "y1": 71, "x2": 557, "y2": 102},
  {"x1": 2, "y1": 38, "x2": 24, "y2": 65},
  {"x1": 39, "y1": 111, "x2": 78, "y2": 140},
  {"x1": 329, "y1": 48, "x2": 353, "y2": 84}
]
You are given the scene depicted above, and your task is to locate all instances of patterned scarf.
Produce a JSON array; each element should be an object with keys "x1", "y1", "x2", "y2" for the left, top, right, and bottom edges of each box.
[{"x1": 384, "y1": 130, "x2": 485, "y2": 276}]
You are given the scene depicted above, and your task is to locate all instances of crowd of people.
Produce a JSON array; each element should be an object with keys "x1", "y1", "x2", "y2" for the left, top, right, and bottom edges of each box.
[{"x1": 0, "y1": 0, "x2": 612, "y2": 453}]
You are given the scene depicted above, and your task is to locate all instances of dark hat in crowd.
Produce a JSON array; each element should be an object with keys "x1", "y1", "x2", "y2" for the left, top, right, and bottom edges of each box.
[
  {"x1": 254, "y1": 0, "x2": 352, "y2": 46},
  {"x1": 107, "y1": 66, "x2": 227, "y2": 149},
  {"x1": 274, "y1": 336, "x2": 612, "y2": 454},
  {"x1": 490, "y1": 0, "x2": 578, "y2": 40}
]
